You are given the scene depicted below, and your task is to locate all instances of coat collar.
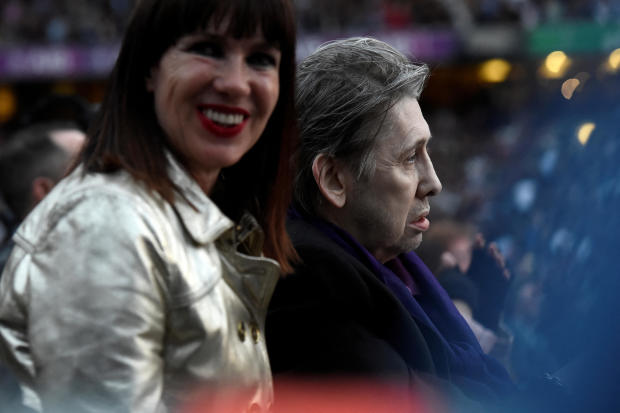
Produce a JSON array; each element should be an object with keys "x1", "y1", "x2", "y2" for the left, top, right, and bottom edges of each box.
[
  {"x1": 166, "y1": 151, "x2": 233, "y2": 245},
  {"x1": 166, "y1": 152, "x2": 279, "y2": 311}
]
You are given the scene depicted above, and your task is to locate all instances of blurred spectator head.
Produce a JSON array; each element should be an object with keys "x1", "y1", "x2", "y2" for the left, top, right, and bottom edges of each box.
[
  {"x1": 18, "y1": 93, "x2": 95, "y2": 133},
  {"x1": 293, "y1": 37, "x2": 430, "y2": 215},
  {"x1": 0, "y1": 121, "x2": 85, "y2": 220},
  {"x1": 416, "y1": 219, "x2": 476, "y2": 273}
]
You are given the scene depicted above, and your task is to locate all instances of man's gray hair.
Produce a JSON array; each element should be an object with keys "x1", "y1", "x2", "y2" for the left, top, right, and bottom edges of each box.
[
  {"x1": 294, "y1": 37, "x2": 430, "y2": 214},
  {"x1": 0, "y1": 122, "x2": 77, "y2": 219}
]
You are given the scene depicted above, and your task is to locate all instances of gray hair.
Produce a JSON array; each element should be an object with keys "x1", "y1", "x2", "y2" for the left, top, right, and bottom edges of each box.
[
  {"x1": 294, "y1": 37, "x2": 430, "y2": 214},
  {"x1": 0, "y1": 122, "x2": 77, "y2": 219}
]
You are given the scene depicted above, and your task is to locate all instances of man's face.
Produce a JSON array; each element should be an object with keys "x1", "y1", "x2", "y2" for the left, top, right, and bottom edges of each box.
[{"x1": 342, "y1": 97, "x2": 442, "y2": 263}]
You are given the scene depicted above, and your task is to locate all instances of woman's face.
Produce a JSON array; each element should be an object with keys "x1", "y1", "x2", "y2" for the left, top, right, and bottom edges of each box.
[{"x1": 147, "y1": 23, "x2": 281, "y2": 193}]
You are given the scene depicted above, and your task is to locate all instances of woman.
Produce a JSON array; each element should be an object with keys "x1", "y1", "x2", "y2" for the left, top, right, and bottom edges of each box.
[{"x1": 0, "y1": 0, "x2": 298, "y2": 411}]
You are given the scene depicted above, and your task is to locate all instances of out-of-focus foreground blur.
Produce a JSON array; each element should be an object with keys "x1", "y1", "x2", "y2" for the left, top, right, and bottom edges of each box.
[{"x1": 1, "y1": 0, "x2": 619, "y2": 410}]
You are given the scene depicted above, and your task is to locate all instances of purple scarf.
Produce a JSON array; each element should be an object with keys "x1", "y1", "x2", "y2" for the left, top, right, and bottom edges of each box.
[{"x1": 290, "y1": 209, "x2": 514, "y2": 399}]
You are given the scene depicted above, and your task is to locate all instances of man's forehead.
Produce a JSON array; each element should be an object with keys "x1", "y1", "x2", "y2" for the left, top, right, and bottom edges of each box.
[
  {"x1": 50, "y1": 129, "x2": 86, "y2": 156},
  {"x1": 387, "y1": 98, "x2": 431, "y2": 149}
]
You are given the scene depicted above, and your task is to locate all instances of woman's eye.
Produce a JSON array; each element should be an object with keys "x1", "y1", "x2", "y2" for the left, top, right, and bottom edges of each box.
[
  {"x1": 187, "y1": 41, "x2": 222, "y2": 58},
  {"x1": 247, "y1": 52, "x2": 277, "y2": 69}
]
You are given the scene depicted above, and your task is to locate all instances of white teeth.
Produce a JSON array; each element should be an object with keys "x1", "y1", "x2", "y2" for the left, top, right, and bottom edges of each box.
[{"x1": 204, "y1": 109, "x2": 244, "y2": 126}]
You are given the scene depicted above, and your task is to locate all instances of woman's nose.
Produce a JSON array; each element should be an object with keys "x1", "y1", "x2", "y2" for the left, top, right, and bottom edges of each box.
[{"x1": 213, "y1": 56, "x2": 251, "y2": 97}]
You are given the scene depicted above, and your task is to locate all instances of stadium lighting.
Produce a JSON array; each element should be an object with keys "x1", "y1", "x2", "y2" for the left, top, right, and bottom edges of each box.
[
  {"x1": 478, "y1": 59, "x2": 512, "y2": 83},
  {"x1": 561, "y1": 78, "x2": 580, "y2": 99},
  {"x1": 577, "y1": 122, "x2": 595, "y2": 146},
  {"x1": 0, "y1": 86, "x2": 16, "y2": 123},
  {"x1": 607, "y1": 48, "x2": 620, "y2": 72},
  {"x1": 540, "y1": 51, "x2": 571, "y2": 79}
]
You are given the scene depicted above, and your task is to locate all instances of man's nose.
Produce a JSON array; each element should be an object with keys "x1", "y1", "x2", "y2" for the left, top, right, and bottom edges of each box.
[
  {"x1": 417, "y1": 156, "x2": 442, "y2": 198},
  {"x1": 213, "y1": 57, "x2": 251, "y2": 97}
]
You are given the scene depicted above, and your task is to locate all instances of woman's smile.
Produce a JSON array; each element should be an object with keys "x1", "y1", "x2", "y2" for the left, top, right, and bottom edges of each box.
[{"x1": 197, "y1": 104, "x2": 250, "y2": 138}]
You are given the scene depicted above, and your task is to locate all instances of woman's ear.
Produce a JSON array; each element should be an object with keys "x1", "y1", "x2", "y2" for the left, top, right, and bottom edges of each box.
[{"x1": 311, "y1": 154, "x2": 348, "y2": 208}]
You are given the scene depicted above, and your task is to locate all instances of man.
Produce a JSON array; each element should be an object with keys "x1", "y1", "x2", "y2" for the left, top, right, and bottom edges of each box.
[
  {"x1": 0, "y1": 121, "x2": 85, "y2": 411},
  {"x1": 266, "y1": 38, "x2": 515, "y2": 409},
  {"x1": 0, "y1": 121, "x2": 85, "y2": 271}
]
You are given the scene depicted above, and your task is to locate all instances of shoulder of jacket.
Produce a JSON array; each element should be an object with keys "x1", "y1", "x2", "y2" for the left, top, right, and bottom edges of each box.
[{"x1": 15, "y1": 170, "x2": 168, "y2": 248}]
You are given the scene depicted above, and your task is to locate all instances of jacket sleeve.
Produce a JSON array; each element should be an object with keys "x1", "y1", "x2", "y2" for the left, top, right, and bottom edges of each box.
[{"x1": 0, "y1": 190, "x2": 168, "y2": 413}]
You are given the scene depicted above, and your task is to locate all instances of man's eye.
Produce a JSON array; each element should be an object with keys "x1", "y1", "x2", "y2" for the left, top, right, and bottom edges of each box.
[
  {"x1": 405, "y1": 153, "x2": 417, "y2": 164},
  {"x1": 187, "y1": 41, "x2": 222, "y2": 58},
  {"x1": 247, "y1": 52, "x2": 277, "y2": 69}
]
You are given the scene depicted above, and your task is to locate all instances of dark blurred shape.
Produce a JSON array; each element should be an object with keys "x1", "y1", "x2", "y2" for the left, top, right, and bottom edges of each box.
[
  {"x1": 437, "y1": 267, "x2": 479, "y2": 314},
  {"x1": 16, "y1": 93, "x2": 95, "y2": 133}
]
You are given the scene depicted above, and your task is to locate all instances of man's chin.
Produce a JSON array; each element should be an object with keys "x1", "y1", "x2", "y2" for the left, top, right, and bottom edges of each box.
[
  {"x1": 409, "y1": 233, "x2": 423, "y2": 251},
  {"x1": 395, "y1": 234, "x2": 423, "y2": 257}
]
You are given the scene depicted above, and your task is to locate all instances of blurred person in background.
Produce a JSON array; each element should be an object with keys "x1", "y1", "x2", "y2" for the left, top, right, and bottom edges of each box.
[
  {"x1": 18, "y1": 94, "x2": 96, "y2": 134},
  {"x1": 266, "y1": 37, "x2": 518, "y2": 412},
  {"x1": 0, "y1": 117, "x2": 86, "y2": 413},
  {"x1": 416, "y1": 219, "x2": 513, "y2": 370},
  {"x1": 0, "y1": 0, "x2": 298, "y2": 412},
  {"x1": 0, "y1": 121, "x2": 85, "y2": 272}
]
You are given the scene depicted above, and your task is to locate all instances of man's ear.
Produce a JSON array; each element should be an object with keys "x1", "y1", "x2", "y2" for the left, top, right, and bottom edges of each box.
[
  {"x1": 31, "y1": 177, "x2": 55, "y2": 205},
  {"x1": 312, "y1": 154, "x2": 348, "y2": 208}
]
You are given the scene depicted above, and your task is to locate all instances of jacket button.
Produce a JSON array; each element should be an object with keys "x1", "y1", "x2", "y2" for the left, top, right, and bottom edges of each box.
[
  {"x1": 237, "y1": 321, "x2": 246, "y2": 342},
  {"x1": 250, "y1": 324, "x2": 260, "y2": 343}
]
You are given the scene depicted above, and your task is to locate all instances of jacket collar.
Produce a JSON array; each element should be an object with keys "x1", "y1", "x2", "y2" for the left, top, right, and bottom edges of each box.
[
  {"x1": 166, "y1": 152, "x2": 279, "y2": 311},
  {"x1": 166, "y1": 151, "x2": 233, "y2": 245}
]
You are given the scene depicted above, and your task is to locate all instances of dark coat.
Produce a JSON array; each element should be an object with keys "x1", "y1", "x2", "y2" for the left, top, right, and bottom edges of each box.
[
  {"x1": 266, "y1": 217, "x2": 518, "y2": 412},
  {"x1": 267, "y1": 218, "x2": 438, "y2": 382}
]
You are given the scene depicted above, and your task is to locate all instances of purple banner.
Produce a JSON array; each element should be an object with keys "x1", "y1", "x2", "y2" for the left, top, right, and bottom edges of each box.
[
  {"x1": 0, "y1": 30, "x2": 458, "y2": 80},
  {"x1": 0, "y1": 44, "x2": 120, "y2": 80}
]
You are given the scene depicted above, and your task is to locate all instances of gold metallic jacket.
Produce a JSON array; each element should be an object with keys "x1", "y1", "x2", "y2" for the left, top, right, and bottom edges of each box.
[{"x1": 0, "y1": 153, "x2": 280, "y2": 412}]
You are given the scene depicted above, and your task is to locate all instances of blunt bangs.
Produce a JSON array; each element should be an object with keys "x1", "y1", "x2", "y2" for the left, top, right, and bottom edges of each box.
[{"x1": 140, "y1": 0, "x2": 295, "y2": 62}]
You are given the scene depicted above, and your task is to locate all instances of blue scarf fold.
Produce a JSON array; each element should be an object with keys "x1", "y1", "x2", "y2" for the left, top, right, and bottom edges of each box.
[{"x1": 290, "y1": 209, "x2": 514, "y2": 400}]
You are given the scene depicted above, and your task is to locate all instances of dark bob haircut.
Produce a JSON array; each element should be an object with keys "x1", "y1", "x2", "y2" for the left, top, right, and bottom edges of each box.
[{"x1": 75, "y1": 0, "x2": 298, "y2": 273}]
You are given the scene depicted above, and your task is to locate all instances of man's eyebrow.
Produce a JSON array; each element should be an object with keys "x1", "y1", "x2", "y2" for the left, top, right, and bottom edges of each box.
[{"x1": 401, "y1": 135, "x2": 431, "y2": 152}]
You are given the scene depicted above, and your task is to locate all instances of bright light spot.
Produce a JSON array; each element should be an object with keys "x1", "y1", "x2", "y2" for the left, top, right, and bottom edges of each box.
[
  {"x1": 606, "y1": 48, "x2": 620, "y2": 73},
  {"x1": 0, "y1": 86, "x2": 16, "y2": 123},
  {"x1": 546, "y1": 51, "x2": 567, "y2": 72},
  {"x1": 540, "y1": 51, "x2": 571, "y2": 78},
  {"x1": 609, "y1": 49, "x2": 620, "y2": 70},
  {"x1": 561, "y1": 78, "x2": 580, "y2": 99},
  {"x1": 479, "y1": 59, "x2": 512, "y2": 83},
  {"x1": 577, "y1": 122, "x2": 595, "y2": 146}
]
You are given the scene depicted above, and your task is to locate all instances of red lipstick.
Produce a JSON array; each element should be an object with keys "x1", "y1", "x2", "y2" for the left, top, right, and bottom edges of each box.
[{"x1": 197, "y1": 104, "x2": 249, "y2": 138}]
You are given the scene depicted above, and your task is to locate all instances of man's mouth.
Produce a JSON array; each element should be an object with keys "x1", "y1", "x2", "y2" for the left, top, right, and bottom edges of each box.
[{"x1": 409, "y1": 212, "x2": 430, "y2": 231}]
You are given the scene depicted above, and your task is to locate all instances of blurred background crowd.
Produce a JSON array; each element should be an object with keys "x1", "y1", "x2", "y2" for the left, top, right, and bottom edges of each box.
[
  {"x1": 1, "y1": 0, "x2": 620, "y2": 408},
  {"x1": 2, "y1": 0, "x2": 620, "y2": 44}
]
